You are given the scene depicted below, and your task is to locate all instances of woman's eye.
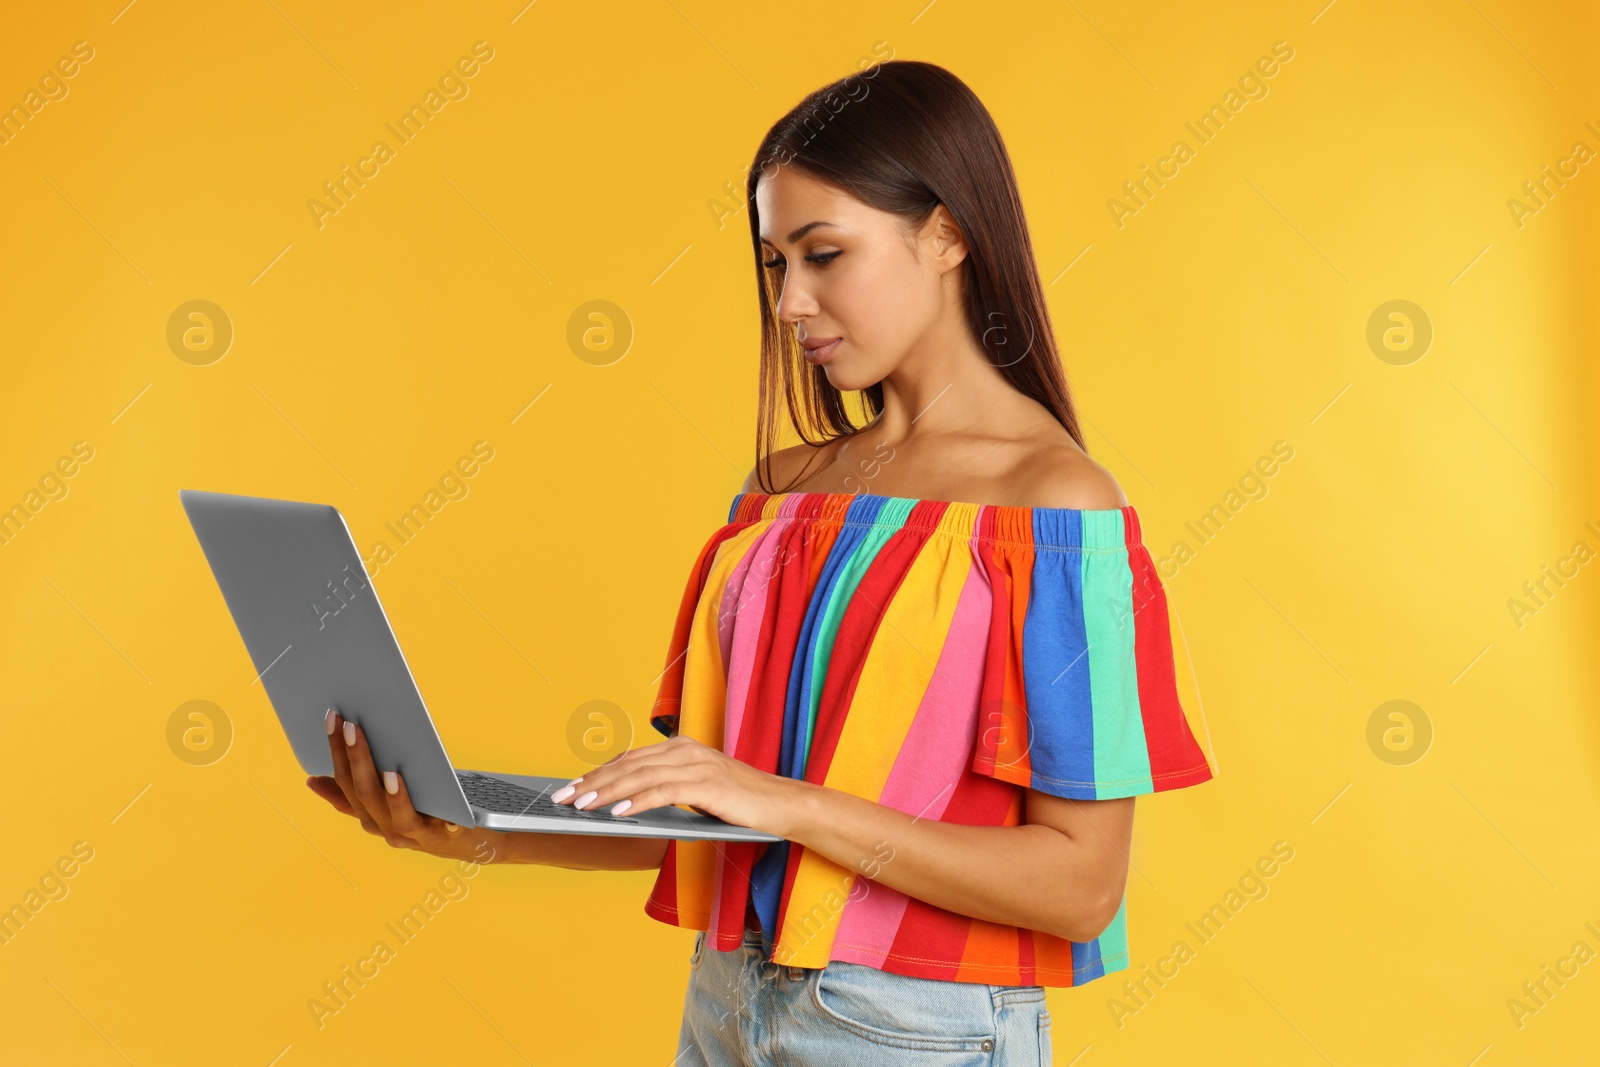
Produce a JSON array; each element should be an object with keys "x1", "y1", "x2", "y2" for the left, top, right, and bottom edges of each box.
[{"x1": 762, "y1": 251, "x2": 841, "y2": 271}]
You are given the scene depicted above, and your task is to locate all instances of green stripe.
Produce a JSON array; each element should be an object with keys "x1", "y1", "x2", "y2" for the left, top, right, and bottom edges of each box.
[
  {"x1": 1079, "y1": 510, "x2": 1153, "y2": 797},
  {"x1": 1093, "y1": 895, "x2": 1130, "y2": 969}
]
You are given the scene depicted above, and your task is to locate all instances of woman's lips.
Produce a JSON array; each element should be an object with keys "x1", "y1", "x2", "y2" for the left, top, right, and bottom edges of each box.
[{"x1": 803, "y1": 338, "x2": 842, "y2": 364}]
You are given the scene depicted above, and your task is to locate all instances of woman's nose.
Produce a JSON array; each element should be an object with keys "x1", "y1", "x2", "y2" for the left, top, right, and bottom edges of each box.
[{"x1": 775, "y1": 280, "x2": 816, "y2": 322}]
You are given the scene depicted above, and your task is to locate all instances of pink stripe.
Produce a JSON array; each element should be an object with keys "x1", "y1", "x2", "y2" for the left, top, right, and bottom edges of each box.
[
  {"x1": 719, "y1": 519, "x2": 790, "y2": 757},
  {"x1": 715, "y1": 497, "x2": 797, "y2": 667},
  {"x1": 831, "y1": 553, "x2": 993, "y2": 965}
]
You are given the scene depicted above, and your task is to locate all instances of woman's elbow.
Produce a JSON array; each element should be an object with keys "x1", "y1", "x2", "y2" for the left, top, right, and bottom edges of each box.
[{"x1": 1053, "y1": 887, "x2": 1123, "y2": 943}]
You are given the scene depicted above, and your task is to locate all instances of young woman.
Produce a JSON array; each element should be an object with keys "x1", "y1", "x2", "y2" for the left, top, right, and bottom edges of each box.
[{"x1": 309, "y1": 60, "x2": 1215, "y2": 1065}]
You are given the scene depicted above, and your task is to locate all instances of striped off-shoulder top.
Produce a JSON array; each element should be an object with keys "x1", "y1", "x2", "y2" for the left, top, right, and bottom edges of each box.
[{"x1": 644, "y1": 489, "x2": 1217, "y2": 988}]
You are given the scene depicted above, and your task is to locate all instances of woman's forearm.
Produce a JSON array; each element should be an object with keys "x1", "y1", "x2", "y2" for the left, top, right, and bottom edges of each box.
[
  {"x1": 494, "y1": 829, "x2": 669, "y2": 871},
  {"x1": 778, "y1": 779, "x2": 1115, "y2": 943}
]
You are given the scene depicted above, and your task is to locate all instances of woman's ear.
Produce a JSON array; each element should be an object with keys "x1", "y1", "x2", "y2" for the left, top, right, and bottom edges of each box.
[{"x1": 923, "y1": 203, "x2": 969, "y2": 274}]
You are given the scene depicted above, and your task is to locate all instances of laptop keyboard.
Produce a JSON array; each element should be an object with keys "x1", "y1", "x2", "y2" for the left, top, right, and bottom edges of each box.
[{"x1": 455, "y1": 770, "x2": 638, "y2": 823}]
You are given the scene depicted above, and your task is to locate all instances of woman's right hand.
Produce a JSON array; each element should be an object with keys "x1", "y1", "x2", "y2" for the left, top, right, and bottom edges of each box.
[{"x1": 306, "y1": 708, "x2": 505, "y2": 865}]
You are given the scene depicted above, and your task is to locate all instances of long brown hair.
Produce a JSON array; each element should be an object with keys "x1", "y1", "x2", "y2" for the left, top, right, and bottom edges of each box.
[{"x1": 744, "y1": 59, "x2": 1086, "y2": 494}]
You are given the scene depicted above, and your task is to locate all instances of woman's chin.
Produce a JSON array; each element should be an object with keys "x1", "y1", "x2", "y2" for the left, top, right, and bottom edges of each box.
[{"x1": 819, "y1": 364, "x2": 878, "y2": 392}]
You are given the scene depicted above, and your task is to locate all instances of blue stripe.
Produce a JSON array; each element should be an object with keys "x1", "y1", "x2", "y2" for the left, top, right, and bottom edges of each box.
[{"x1": 1021, "y1": 510, "x2": 1100, "y2": 798}]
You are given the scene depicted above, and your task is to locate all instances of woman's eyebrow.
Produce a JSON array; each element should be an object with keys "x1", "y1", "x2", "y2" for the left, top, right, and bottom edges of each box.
[{"x1": 761, "y1": 221, "x2": 841, "y2": 246}]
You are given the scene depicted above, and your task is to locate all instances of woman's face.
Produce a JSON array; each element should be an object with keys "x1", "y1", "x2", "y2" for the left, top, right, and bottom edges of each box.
[{"x1": 754, "y1": 164, "x2": 959, "y2": 393}]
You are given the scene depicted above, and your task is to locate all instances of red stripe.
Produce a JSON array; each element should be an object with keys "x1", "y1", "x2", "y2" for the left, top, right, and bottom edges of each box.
[
  {"x1": 1016, "y1": 928, "x2": 1040, "y2": 985},
  {"x1": 712, "y1": 840, "x2": 764, "y2": 937},
  {"x1": 1127, "y1": 535, "x2": 1214, "y2": 790},
  {"x1": 971, "y1": 507, "x2": 1036, "y2": 787},
  {"x1": 732, "y1": 520, "x2": 809, "y2": 765},
  {"x1": 887, "y1": 897, "x2": 970, "y2": 980},
  {"x1": 643, "y1": 836, "x2": 680, "y2": 925}
]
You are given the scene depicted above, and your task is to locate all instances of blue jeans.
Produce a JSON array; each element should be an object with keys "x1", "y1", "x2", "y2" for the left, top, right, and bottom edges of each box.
[{"x1": 674, "y1": 927, "x2": 1054, "y2": 1065}]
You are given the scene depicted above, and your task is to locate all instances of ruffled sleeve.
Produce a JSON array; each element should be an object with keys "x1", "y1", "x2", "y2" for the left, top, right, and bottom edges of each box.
[
  {"x1": 648, "y1": 514, "x2": 752, "y2": 740},
  {"x1": 969, "y1": 506, "x2": 1216, "y2": 800}
]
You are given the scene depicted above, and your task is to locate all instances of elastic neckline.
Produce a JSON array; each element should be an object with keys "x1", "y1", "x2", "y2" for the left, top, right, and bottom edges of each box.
[{"x1": 729, "y1": 490, "x2": 1141, "y2": 551}]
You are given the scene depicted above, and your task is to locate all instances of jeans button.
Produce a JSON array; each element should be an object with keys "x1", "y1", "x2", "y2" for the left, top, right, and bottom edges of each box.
[{"x1": 981, "y1": 1039, "x2": 994, "y2": 1051}]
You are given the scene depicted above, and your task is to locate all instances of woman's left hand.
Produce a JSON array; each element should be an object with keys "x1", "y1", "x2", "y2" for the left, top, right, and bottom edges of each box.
[{"x1": 551, "y1": 736, "x2": 799, "y2": 837}]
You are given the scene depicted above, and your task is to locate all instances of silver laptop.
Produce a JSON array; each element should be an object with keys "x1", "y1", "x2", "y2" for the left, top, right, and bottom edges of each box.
[{"x1": 180, "y1": 489, "x2": 780, "y2": 842}]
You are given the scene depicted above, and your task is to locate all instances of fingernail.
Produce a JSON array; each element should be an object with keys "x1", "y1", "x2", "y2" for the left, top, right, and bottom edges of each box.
[
  {"x1": 611, "y1": 799, "x2": 632, "y2": 816},
  {"x1": 573, "y1": 790, "x2": 597, "y2": 810},
  {"x1": 383, "y1": 771, "x2": 399, "y2": 795},
  {"x1": 550, "y1": 784, "x2": 575, "y2": 802},
  {"x1": 325, "y1": 708, "x2": 337, "y2": 735},
  {"x1": 343, "y1": 720, "x2": 357, "y2": 746}
]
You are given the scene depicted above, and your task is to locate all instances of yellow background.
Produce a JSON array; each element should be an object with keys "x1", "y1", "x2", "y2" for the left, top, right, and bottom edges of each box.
[{"x1": 2, "y1": 1, "x2": 1596, "y2": 1062}]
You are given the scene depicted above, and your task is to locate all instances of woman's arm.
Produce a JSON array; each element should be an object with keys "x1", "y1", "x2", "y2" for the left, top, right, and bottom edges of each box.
[
  {"x1": 782, "y1": 780, "x2": 1134, "y2": 944},
  {"x1": 494, "y1": 829, "x2": 668, "y2": 872},
  {"x1": 547, "y1": 735, "x2": 1134, "y2": 943}
]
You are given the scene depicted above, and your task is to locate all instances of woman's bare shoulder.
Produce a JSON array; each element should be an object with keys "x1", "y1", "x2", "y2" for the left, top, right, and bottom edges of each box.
[
  {"x1": 740, "y1": 438, "x2": 846, "y2": 494},
  {"x1": 1010, "y1": 438, "x2": 1129, "y2": 510}
]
